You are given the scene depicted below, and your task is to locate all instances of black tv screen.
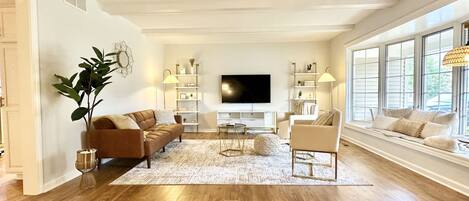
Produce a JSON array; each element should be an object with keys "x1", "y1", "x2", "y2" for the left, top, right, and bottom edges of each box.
[{"x1": 221, "y1": 74, "x2": 271, "y2": 103}]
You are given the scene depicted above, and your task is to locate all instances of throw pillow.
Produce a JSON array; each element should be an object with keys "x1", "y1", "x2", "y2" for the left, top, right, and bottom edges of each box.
[
  {"x1": 423, "y1": 136, "x2": 458, "y2": 152},
  {"x1": 420, "y1": 122, "x2": 450, "y2": 139},
  {"x1": 106, "y1": 115, "x2": 140, "y2": 129},
  {"x1": 432, "y1": 112, "x2": 458, "y2": 135},
  {"x1": 371, "y1": 115, "x2": 399, "y2": 130},
  {"x1": 408, "y1": 110, "x2": 438, "y2": 122},
  {"x1": 382, "y1": 108, "x2": 413, "y2": 118},
  {"x1": 312, "y1": 112, "x2": 334, "y2": 126},
  {"x1": 392, "y1": 118, "x2": 425, "y2": 137},
  {"x1": 155, "y1": 110, "x2": 176, "y2": 125}
]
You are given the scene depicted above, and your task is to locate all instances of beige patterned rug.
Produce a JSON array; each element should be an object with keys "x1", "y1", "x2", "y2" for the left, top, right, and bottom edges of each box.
[{"x1": 111, "y1": 140, "x2": 370, "y2": 186}]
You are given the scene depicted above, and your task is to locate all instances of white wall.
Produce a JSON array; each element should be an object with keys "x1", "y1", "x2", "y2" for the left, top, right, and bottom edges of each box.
[
  {"x1": 164, "y1": 42, "x2": 330, "y2": 132},
  {"x1": 37, "y1": 1, "x2": 164, "y2": 190}
]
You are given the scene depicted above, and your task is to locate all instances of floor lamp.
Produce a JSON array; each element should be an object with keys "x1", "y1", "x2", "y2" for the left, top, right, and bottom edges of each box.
[
  {"x1": 163, "y1": 69, "x2": 179, "y2": 109},
  {"x1": 318, "y1": 67, "x2": 336, "y2": 111}
]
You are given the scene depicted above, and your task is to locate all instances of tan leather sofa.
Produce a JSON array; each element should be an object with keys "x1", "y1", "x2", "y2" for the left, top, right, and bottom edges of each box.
[{"x1": 90, "y1": 109, "x2": 184, "y2": 168}]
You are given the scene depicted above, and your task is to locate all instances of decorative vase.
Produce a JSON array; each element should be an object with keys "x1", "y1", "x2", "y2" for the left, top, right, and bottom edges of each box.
[{"x1": 75, "y1": 148, "x2": 97, "y2": 189}]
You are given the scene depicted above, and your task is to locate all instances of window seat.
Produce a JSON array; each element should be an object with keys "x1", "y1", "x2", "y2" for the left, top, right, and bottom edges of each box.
[
  {"x1": 344, "y1": 123, "x2": 469, "y2": 168},
  {"x1": 342, "y1": 123, "x2": 469, "y2": 196}
]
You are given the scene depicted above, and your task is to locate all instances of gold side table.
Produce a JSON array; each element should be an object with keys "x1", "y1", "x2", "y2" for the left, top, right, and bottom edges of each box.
[{"x1": 218, "y1": 123, "x2": 247, "y2": 157}]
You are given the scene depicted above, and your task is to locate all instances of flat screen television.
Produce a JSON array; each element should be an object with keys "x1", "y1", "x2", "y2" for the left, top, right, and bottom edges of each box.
[{"x1": 221, "y1": 74, "x2": 271, "y2": 103}]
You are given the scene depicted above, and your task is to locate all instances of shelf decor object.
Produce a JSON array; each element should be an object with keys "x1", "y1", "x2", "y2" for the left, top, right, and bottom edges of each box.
[
  {"x1": 443, "y1": 22, "x2": 469, "y2": 67},
  {"x1": 114, "y1": 41, "x2": 134, "y2": 78},
  {"x1": 176, "y1": 59, "x2": 200, "y2": 132},
  {"x1": 163, "y1": 68, "x2": 179, "y2": 109}
]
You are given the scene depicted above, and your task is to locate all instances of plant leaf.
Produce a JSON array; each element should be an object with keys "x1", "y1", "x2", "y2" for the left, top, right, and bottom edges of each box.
[
  {"x1": 70, "y1": 73, "x2": 78, "y2": 83},
  {"x1": 71, "y1": 107, "x2": 89, "y2": 121},
  {"x1": 54, "y1": 74, "x2": 73, "y2": 87},
  {"x1": 93, "y1": 99, "x2": 103, "y2": 108},
  {"x1": 65, "y1": 87, "x2": 81, "y2": 103},
  {"x1": 105, "y1": 52, "x2": 117, "y2": 57},
  {"x1": 52, "y1": 83, "x2": 69, "y2": 94},
  {"x1": 78, "y1": 63, "x2": 92, "y2": 69},
  {"x1": 92, "y1": 47, "x2": 103, "y2": 61}
]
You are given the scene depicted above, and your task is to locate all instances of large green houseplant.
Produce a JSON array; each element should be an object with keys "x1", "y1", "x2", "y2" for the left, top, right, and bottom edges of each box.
[
  {"x1": 53, "y1": 47, "x2": 117, "y2": 144},
  {"x1": 53, "y1": 47, "x2": 117, "y2": 188}
]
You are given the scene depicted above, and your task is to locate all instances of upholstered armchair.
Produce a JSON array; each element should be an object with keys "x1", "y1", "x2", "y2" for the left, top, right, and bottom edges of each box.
[{"x1": 290, "y1": 109, "x2": 342, "y2": 181}]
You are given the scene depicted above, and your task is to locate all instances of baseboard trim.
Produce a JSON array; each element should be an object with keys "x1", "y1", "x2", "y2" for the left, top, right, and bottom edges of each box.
[
  {"x1": 342, "y1": 134, "x2": 469, "y2": 197},
  {"x1": 42, "y1": 170, "x2": 80, "y2": 193}
]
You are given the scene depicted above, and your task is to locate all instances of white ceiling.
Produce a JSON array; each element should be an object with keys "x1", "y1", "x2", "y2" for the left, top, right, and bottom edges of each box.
[{"x1": 97, "y1": 0, "x2": 399, "y2": 44}]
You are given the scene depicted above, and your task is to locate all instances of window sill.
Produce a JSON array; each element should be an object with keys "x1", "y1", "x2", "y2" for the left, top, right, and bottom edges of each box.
[{"x1": 344, "y1": 122, "x2": 469, "y2": 168}]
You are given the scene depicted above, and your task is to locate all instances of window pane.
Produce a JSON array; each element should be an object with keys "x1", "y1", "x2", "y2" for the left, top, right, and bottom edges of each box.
[
  {"x1": 353, "y1": 50, "x2": 366, "y2": 64},
  {"x1": 424, "y1": 74, "x2": 439, "y2": 94},
  {"x1": 367, "y1": 78, "x2": 379, "y2": 92},
  {"x1": 439, "y1": 72, "x2": 452, "y2": 93},
  {"x1": 387, "y1": 77, "x2": 402, "y2": 93},
  {"x1": 366, "y1": 63, "x2": 379, "y2": 78},
  {"x1": 424, "y1": 33, "x2": 440, "y2": 55},
  {"x1": 422, "y1": 29, "x2": 453, "y2": 113},
  {"x1": 387, "y1": 60, "x2": 401, "y2": 76},
  {"x1": 424, "y1": 54, "x2": 440, "y2": 74},
  {"x1": 352, "y1": 47, "x2": 379, "y2": 122},
  {"x1": 385, "y1": 40, "x2": 415, "y2": 109},
  {"x1": 387, "y1": 43, "x2": 401, "y2": 60},
  {"x1": 366, "y1": 48, "x2": 379, "y2": 63},
  {"x1": 440, "y1": 29, "x2": 453, "y2": 52},
  {"x1": 353, "y1": 64, "x2": 366, "y2": 78},
  {"x1": 402, "y1": 40, "x2": 414, "y2": 58},
  {"x1": 403, "y1": 58, "x2": 414, "y2": 75}
]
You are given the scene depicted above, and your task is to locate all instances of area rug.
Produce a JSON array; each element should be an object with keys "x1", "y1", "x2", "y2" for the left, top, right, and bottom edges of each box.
[{"x1": 111, "y1": 140, "x2": 371, "y2": 186}]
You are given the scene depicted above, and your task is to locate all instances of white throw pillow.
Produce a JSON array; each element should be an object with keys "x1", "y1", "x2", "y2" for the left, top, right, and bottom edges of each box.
[
  {"x1": 155, "y1": 110, "x2": 176, "y2": 125},
  {"x1": 106, "y1": 115, "x2": 140, "y2": 129},
  {"x1": 423, "y1": 136, "x2": 458, "y2": 152},
  {"x1": 408, "y1": 110, "x2": 438, "y2": 122},
  {"x1": 420, "y1": 122, "x2": 450, "y2": 139},
  {"x1": 371, "y1": 115, "x2": 399, "y2": 130},
  {"x1": 432, "y1": 112, "x2": 458, "y2": 135}
]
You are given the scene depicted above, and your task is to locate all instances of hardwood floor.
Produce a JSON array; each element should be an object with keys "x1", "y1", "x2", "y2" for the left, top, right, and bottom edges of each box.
[{"x1": 1, "y1": 133, "x2": 468, "y2": 201}]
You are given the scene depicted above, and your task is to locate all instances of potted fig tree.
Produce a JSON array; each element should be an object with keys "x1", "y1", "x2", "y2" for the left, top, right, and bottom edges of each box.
[{"x1": 52, "y1": 47, "x2": 116, "y2": 188}]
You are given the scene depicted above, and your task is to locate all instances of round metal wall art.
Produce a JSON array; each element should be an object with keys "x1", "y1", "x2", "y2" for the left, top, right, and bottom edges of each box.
[{"x1": 114, "y1": 41, "x2": 134, "y2": 77}]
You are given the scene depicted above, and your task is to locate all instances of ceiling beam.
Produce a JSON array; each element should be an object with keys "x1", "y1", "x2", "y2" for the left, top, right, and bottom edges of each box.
[
  {"x1": 141, "y1": 25, "x2": 354, "y2": 34},
  {"x1": 98, "y1": 0, "x2": 398, "y2": 15}
]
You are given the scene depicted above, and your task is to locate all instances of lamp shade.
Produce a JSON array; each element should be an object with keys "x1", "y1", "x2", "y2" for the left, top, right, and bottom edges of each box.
[
  {"x1": 318, "y1": 72, "x2": 336, "y2": 83},
  {"x1": 163, "y1": 74, "x2": 179, "y2": 84},
  {"x1": 443, "y1": 46, "x2": 469, "y2": 67}
]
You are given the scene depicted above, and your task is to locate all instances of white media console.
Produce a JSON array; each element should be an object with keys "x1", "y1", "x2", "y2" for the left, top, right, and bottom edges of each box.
[{"x1": 216, "y1": 111, "x2": 277, "y2": 131}]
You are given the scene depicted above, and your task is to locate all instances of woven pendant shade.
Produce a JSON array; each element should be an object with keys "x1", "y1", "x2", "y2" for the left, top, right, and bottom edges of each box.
[
  {"x1": 443, "y1": 22, "x2": 469, "y2": 67},
  {"x1": 442, "y1": 46, "x2": 469, "y2": 67}
]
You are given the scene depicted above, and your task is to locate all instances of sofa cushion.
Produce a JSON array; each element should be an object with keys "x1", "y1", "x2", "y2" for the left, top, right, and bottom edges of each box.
[
  {"x1": 423, "y1": 136, "x2": 459, "y2": 152},
  {"x1": 144, "y1": 131, "x2": 172, "y2": 155},
  {"x1": 382, "y1": 108, "x2": 412, "y2": 118},
  {"x1": 408, "y1": 110, "x2": 438, "y2": 122},
  {"x1": 392, "y1": 118, "x2": 425, "y2": 137},
  {"x1": 93, "y1": 117, "x2": 117, "y2": 129},
  {"x1": 106, "y1": 115, "x2": 140, "y2": 129},
  {"x1": 372, "y1": 115, "x2": 399, "y2": 130},
  {"x1": 128, "y1": 109, "x2": 156, "y2": 130},
  {"x1": 155, "y1": 110, "x2": 177, "y2": 125},
  {"x1": 146, "y1": 124, "x2": 184, "y2": 138},
  {"x1": 420, "y1": 122, "x2": 450, "y2": 139}
]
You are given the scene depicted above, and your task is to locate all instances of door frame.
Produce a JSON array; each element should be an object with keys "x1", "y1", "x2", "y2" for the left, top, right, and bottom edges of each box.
[{"x1": 16, "y1": 0, "x2": 43, "y2": 195}]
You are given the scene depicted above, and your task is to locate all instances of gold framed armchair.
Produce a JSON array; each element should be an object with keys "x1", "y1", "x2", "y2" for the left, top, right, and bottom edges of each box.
[{"x1": 290, "y1": 109, "x2": 342, "y2": 181}]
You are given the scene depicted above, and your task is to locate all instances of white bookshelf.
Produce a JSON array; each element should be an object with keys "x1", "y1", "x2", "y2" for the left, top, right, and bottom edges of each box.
[
  {"x1": 175, "y1": 62, "x2": 200, "y2": 132},
  {"x1": 289, "y1": 61, "x2": 319, "y2": 113}
]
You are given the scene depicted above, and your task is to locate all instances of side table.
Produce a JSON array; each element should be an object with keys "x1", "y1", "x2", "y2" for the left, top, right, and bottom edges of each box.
[{"x1": 217, "y1": 123, "x2": 247, "y2": 157}]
